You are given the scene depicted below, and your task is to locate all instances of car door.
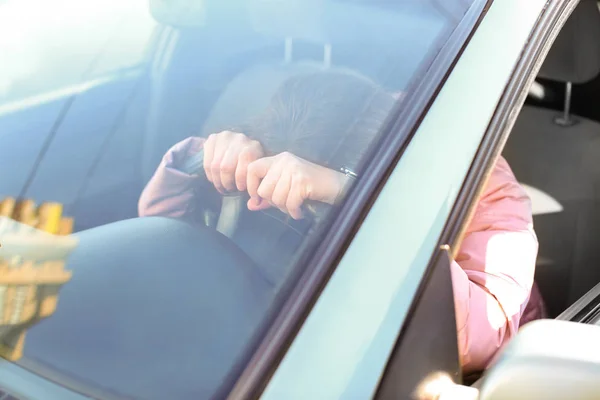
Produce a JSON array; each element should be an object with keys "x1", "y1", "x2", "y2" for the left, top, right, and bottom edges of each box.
[
  {"x1": 229, "y1": 0, "x2": 570, "y2": 398},
  {"x1": 0, "y1": 0, "x2": 574, "y2": 399}
]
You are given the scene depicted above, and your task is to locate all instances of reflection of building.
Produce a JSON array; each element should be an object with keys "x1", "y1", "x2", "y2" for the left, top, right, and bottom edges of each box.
[{"x1": 0, "y1": 198, "x2": 76, "y2": 361}]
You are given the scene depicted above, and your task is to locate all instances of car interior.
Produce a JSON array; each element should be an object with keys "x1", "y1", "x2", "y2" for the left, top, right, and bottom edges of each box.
[{"x1": 503, "y1": 0, "x2": 600, "y2": 319}]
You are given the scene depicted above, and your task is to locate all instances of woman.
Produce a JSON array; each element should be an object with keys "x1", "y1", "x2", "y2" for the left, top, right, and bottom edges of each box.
[
  {"x1": 140, "y1": 70, "x2": 543, "y2": 374},
  {"x1": 451, "y1": 157, "x2": 543, "y2": 372},
  {"x1": 139, "y1": 71, "x2": 392, "y2": 221}
]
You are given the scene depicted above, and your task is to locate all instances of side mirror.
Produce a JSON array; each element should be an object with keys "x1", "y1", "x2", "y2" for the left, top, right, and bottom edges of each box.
[
  {"x1": 478, "y1": 319, "x2": 600, "y2": 399},
  {"x1": 415, "y1": 320, "x2": 600, "y2": 400},
  {"x1": 148, "y1": 0, "x2": 206, "y2": 28}
]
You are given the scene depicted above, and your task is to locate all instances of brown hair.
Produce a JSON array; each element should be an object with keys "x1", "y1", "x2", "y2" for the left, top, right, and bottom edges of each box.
[{"x1": 240, "y1": 71, "x2": 396, "y2": 171}]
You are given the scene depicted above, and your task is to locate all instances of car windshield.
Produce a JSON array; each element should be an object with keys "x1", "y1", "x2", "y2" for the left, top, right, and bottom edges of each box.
[{"x1": 0, "y1": 0, "x2": 474, "y2": 398}]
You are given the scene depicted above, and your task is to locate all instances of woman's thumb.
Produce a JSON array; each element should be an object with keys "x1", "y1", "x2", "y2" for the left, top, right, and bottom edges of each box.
[{"x1": 247, "y1": 197, "x2": 271, "y2": 211}]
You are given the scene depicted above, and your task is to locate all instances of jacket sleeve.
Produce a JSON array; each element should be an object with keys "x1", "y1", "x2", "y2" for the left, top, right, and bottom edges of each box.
[
  {"x1": 450, "y1": 156, "x2": 538, "y2": 373},
  {"x1": 138, "y1": 137, "x2": 205, "y2": 218}
]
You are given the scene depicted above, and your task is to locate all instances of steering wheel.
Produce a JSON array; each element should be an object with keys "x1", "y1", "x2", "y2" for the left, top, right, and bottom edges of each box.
[
  {"x1": 182, "y1": 147, "x2": 332, "y2": 238},
  {"x1": 22, "y1": 216, "x2": 273, "y2": 399}
]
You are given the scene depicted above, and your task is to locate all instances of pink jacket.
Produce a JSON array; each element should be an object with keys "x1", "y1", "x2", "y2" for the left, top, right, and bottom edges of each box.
[
  {"x1": 139, "y1": 137, "x2": 206, "y2": 219},
  {"x1": 139, "y1": 139, "x2": 542, "y2": 373},
  {"x1": 451, "y1": 156, "x2": 541, "y2": 372}
]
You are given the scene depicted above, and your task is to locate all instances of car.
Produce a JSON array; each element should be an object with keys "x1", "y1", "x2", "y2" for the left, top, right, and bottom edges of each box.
[{"x1": 0, "y1": 0, "x2": 599, "y2": 399}]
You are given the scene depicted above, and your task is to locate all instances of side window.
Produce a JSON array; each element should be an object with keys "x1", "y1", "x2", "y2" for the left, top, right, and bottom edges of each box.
[
  {"x1": 374, "y1": 247, "x2": 461, "y2": 399},
  {"x1": 502, "y1": 0, "x2": 600, "y2": 319}
]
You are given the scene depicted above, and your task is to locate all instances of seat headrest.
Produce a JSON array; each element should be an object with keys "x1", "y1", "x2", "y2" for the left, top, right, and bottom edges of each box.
[
  {"x1": 246, "y1": 0, "x2": 446, "y2": 89},
  {"x1": 538, "y1": 0, "x2": 600, "y2": 84},
  {"x1": 247, "y1": 0, "x2": 444, "y2": 45}
]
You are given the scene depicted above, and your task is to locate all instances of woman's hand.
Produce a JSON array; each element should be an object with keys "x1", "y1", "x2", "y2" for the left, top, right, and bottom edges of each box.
[
  {"x1": 203, "y1": 131, "x2": 264, "y2": 193},
  {"x1": 246, "y1": 152, "x2": 347, "y2": 220}
]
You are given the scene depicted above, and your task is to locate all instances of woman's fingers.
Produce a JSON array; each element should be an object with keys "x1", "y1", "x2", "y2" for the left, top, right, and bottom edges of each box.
[
  {"x1": 203, "y1": 134, "x2": 216, "y2": 183},
  {"x1": 248, "y1": 157, "x2": 289, "y2": 212},
  {"x1": 247, "y1": 153, "x2": 312, "y2": 217},
  {"x1": 247, "y1": 157, "x2": 272, "y2": 200},
  {"x1": 286, "y1": 176, "x2": 305, "y2": 220},
  {"x1": 220, "y1": 145, "x2": 239, "y2": 192},
  {"x1": 235, "y1": 141, "x2": 263, "y2": 191},
  {"x1": 270, "y1": 171, "x2": 291, "y2": 213},
  {"x1": 210, "y1": 133, "x2": 232, "y2": 193},
  {"x1": 247, "y1": 196, "x2": 271, "y2": 211},
  {"x1": 255, "y1": 164, "x2": 282, "y2": 211},
  {"x1": 202, "y1": 131, "x2": 265, "y2": 194},
  {"x1": 235, "y1": 151, "x2": 251, "y2": 192}
]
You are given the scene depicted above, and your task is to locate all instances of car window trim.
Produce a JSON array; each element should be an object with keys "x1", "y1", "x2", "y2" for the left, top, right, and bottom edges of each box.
[
  {"x1": 442, "y1": 0, "x2": 577, "y2": 256},
  {"x1": 227, "y1": 1, "x2": 491, "y2": 398}
]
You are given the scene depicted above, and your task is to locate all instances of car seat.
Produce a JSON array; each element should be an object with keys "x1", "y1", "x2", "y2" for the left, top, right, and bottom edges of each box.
[
  {"x1": 141, "y1": 0, "x2": 451, "y2": 286},
  {"x1": 503, "y1": 0, "x2": 600, "y2": 316}
]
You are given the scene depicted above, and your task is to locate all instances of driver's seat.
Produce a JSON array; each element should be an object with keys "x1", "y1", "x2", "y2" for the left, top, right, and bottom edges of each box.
[{"x1": 197, "y1": 57, "x2": 344, "y2": 286}]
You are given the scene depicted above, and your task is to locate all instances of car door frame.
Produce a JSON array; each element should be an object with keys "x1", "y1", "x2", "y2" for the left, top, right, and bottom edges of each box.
[{"x1": 375, "y1": 0, "x2": 579, "y2": 396}]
